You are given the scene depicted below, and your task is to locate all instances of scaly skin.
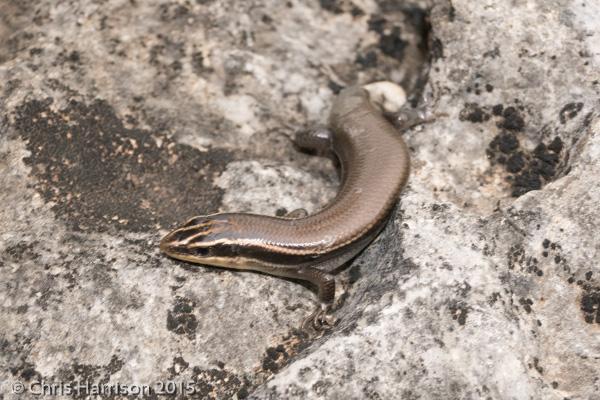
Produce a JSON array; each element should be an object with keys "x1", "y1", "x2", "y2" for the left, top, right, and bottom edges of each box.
[{"x1": 160, "y1": 85, "x2": 411, "y2": 330}]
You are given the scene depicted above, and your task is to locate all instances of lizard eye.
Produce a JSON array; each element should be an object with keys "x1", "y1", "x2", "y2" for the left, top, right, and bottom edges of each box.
[{"x1": 195, "y1": 247, "x2": 209, "y2": 256}]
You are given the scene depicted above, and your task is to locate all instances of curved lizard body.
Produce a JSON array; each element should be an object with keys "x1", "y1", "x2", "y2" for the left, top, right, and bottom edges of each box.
[{"x1": 160, "y1": 85, "x2": 411, "y2": 329}]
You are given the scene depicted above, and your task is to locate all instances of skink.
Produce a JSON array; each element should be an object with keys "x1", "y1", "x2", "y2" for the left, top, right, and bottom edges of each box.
[{"x1": 160, "y1": 85, "x2": 411, "y2": 329}]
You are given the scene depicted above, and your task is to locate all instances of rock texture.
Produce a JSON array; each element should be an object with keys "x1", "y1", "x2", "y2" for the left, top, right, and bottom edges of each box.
[{"x1": 1, "y1": 0, "x2": 599, "y2": 399}]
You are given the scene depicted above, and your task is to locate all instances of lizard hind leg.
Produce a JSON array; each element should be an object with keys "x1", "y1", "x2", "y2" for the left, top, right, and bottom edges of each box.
[
  {"x1": 293, "y1": 125, "x2": 334, "y2": 156},
  {"x1": 260, "y1": 264, "x2": 338, "y2": 332},
  {"x1": 298, "y1": 267, "x2": 337, "y2": 332}
]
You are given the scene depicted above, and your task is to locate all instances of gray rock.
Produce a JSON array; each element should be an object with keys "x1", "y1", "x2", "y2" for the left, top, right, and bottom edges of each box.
[{"x1": 1, "y1": 0, "x2": 598, "y2": 399}]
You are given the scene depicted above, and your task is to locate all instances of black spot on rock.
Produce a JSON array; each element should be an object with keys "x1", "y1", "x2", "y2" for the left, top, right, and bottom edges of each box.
[
  {"x1": 559, "y1": 102, "x2": 583, "y2": 124},
  {"x1": 167, "y1": 296, "x2": 198, "y2": 338},
  {"x1": 483, "y1": 47, "x2": 500, "y2": 59},
  {"x1": 67, "y1": 50, "x2": 80, "y2": 63},
  {"x1": 492, "y1": 104, "x2": 504, "y2": 116},
  {"x1": 106, "y1": 355, "x2": 124, "y2": 374},
  {"x1": 15, "y1": 98, "x2": 231, "y2": 233},
  {"x1": 401, "y1": 6, "x2": 429, "y2": 44},
  {"x1": 489, "y1": 132, "x2": 519, "y2": 154},
  {"x1": 4, "y1": 241, "x2": 40, "y2": 262},
  {"x1": 430, "y1": 37, "x2": 444, "y2": 59},
  {"x1": 506, "y1": 152, "x2": 525, "y2": 173},
  {"x1": 581, "y1": 287, "x2": 600, "y2": 324},
  {"x1": 367, "y1": 15, "x2": 387, "y2": 34},
  {"x1": 379, "y1": 26, "x2": 407, "y2": 61},
  {"x1": 16, "y1": 304, "x2": 28, "y2": 314},
  {"x1": 585, "y1": 271, "x2": 593, "y2": 281},
  {"x1": 237, "y1": 386, "x2": 249, "y2": 399},
  {"x1": 512, "y1": 170, "x2": 542, "y2": 197},
  {"x1": 191, "y1": 51, "x2": 212, "y2": 75},
  {"x1": 261, "y1": 345, "x2": 288, "y2": 373},
  {"x1": 158, "y1": 3, "x2": 190, "y2": 21},
  {"x1": 167, "y1": 356, "x2": 190, "y2": 377},
  {"x1": 257, "y1": 331, "x2": 312, "y2": 377},
  {"x1": 498, "y1": 106, "x2": 525, "y2": 131},
  {"x1": 261, "y1": 14, "x2": 273, "y2": 24},
  {"x1": 547, "y1": 136, "x2": 564, "y2": 154},
  {"x1": 431, "y1": 203, "x2": 448, "y2": 212},
  {"x1": 319, "y1": 0, "x2": 343, "y2": 14},
  {"x1": 350, "y1": 6, "x2": 365, "y2": 17},
  {"x1": 10, "y1": 362, "x2": 41, "y2": 382},
  {"x1": 532, "y1": 357, "x2": 543, "y2": 374},
  {"x1": 448, "y1": 4, "x2": 456, "y2": 21},
  {"x1": 488, "y1": 123, "x2": 564, "y2": 196},
  {"x1": 519, "y1": 297, "x2": 534, "y2": 313},
  {"x1": 507, "y1": 244, "x2": 525, "y2": 270},
  {"x1": 328, "y1": 79, "x2": 344, "y2": 94},
  {"x1": 187, "y1": 366, "x2": 250, "y2": 399},
  {"x1": 449, "y1": 301, "x2": 469, "y2": 325},
  {"x1": 459, "y1": 103, "x2": 490, "y2": 123},
  {"x1": 355, "y1": 50, "x2": 378, "y2": 68},
  {"x1": 533, "y1": 143, "x2": 559, "y2": 165},
  {"x1": 57, "y1": 355, "x2": 127, "y2": 396}
]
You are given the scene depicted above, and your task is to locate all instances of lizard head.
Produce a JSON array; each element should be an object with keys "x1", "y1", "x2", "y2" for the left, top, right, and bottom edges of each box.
[{"x1": 160, "y1": 214, "x2": 251, "y2": 269}]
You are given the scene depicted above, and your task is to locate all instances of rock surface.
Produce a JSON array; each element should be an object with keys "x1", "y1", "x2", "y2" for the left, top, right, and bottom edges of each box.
[{"x1": 1, "y1": 0, "x2": 599, "y2": 399}]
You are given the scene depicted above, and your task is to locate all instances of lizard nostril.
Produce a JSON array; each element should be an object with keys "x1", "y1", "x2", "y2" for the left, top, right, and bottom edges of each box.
[{"x1": 159, "y1": 237, "x2": 169, "y2": 253}]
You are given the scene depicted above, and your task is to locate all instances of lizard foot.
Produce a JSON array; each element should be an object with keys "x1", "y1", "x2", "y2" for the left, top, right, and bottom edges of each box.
[
  {"x1": 285, "y1": 208, "x2": 309, "y2": 219},
  {"x1": 302, "y1": 304, "x2": 337, "y2": 333}
]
